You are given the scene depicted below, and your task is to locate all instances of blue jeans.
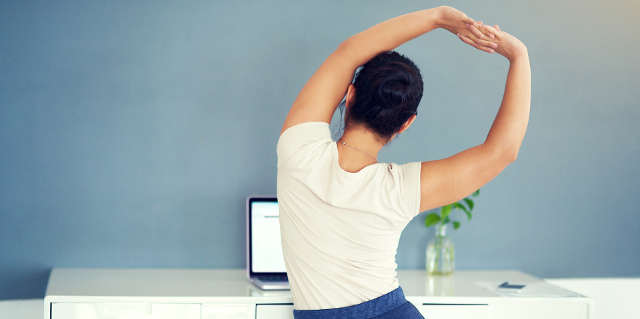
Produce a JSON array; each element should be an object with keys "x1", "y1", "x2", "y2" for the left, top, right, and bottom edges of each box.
[{"x1": 292, "y1": 286, "x2": 424, "y2": 319}]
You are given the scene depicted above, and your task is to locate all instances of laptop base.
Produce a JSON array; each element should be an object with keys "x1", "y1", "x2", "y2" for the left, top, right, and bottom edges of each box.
[{"x1": 251, "y1": 278, "x2": 290, "y2": 290}]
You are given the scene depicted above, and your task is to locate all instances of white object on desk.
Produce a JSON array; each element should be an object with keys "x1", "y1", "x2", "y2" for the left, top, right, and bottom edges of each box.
[{"x1": 43, "y1": 268, "x2": 592, "y2": 319}]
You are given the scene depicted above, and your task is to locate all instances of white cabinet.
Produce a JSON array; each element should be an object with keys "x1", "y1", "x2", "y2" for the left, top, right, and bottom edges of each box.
[
  {"x1": 255, "y1": 305, "x2": 294, "y2": 319},
  {"x1": 51, "y1": 303, "x2": 200, "y2": 319},
  {"x1": 44, "y1": 269, "x2": 592, "y2": 319},
  {"x1": 151, "y1": 304, "x2": 200, "y2": 319},
  {"x1": 490, "y1": 299, "x2": 589, "y2": 319},
  {"x1": 202, "y1": 304, "x2": 253, "y2": 319},
  {"x1": 415, "y1": 303, "x2": 489, "y2": 319},
  {"x1": 52, "y1": 302, "x2": 151, "y2": 319}
]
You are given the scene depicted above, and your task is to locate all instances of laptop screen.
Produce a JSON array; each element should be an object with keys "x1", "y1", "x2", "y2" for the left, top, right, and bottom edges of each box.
[{"x1": 251, "y1": 199, "x2": 286, "y2": 273}]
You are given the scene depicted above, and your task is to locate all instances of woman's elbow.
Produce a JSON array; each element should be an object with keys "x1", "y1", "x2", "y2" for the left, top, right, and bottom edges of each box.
[
  {"x1": 484, "y1": 142, "x2": 518, "y2": 165},
  {"x1": 504, "y1": 145, "x2": 519, "y2": 163}
]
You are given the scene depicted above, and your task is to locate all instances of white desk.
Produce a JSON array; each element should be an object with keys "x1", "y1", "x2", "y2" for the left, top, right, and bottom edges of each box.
[{"x1": 44, "y1": 268, "x2": 592, "y2": 319}]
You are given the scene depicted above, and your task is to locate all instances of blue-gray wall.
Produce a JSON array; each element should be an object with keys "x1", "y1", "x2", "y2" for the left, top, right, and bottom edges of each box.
[{"x1": 1, "y1": 0, "x2": 638, "y2": 300}]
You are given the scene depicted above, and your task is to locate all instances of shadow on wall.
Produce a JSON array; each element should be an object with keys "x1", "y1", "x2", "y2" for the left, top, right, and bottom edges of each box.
[{"x1": 0, "y1": 267, "x2": 50, "y2": 300}]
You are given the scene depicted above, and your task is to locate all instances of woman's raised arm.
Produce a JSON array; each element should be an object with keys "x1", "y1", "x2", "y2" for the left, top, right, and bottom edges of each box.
[
  {"x1": 280, "y1": 6, "x2": 494, "y2": 135},
  {"x1": 418, "y1": 24, "x2": 530, "y2": 213}
]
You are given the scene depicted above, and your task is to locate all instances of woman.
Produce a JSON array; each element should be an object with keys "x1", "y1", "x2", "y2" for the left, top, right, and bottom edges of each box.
[{"x1": 276, "y1": 6, "x2": 530, "y2": 319}]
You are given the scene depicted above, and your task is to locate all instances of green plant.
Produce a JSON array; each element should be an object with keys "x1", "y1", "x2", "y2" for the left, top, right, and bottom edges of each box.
[{"x1": 424, "y1": 189, "x2": 480, "y2": 230}]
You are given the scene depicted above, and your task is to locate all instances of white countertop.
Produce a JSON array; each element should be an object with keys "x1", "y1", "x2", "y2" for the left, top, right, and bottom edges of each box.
[{"x1": 45, "y1": 268, "x2": 585, "y2": 301}]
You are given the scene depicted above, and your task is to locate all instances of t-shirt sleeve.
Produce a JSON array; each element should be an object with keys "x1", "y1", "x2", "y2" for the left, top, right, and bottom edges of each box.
[
  {"x1": 276, "y1": 121, "x2": 332, "y2": 168},
  {"x1": 393, "y1": 161, "x2": 422, "y2": 221}
]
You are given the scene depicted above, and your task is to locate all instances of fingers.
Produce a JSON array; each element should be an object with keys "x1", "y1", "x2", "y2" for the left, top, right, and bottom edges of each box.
[
  {"x1": 479, "y1": 24, "x2": 501, "y2": 39},
  {"x1": 466, "y1": 22, "x2": 490, "y2": 40},
  {"x1": 474, "y1": 44, "x2": 495, "y2": 53},
  {"x1": 475, "y1": 38, "x2": 498, "y2": 50},
  {"x1": 462, "y1": 15, "x2": 475, "y2": 25},
  {"x1": 476, "y1": 21, "x2": 495, "y2": 39},
  {"x1": 457, "y1": 33, "x2": 475, "y2": 46},
  {"x1": 457, "y1": 33, "x2": 495, "y2": 53}
]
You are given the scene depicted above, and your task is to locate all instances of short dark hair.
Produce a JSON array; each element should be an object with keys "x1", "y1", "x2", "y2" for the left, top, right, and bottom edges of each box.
[{"x1": 341, "y1": 50, "x2": 423, "y2": 143}]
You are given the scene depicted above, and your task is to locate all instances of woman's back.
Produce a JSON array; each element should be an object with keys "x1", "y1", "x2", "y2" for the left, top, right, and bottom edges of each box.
[
  {"x1": 277, "y1": 121, "x2": 422, "y2": 310},
  {"x1": 276, "y1": 6, "x2": 529, "y2": 318}
]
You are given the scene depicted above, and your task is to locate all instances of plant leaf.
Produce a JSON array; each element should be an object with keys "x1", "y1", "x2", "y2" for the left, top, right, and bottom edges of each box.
[
  {"x1": 463, "y1": 198, "x2": 475, "y2": 211},
  {"x1": 452, "y1": 221, "x2": 461, "y2": 230},
  {"x1": 453, "y1": 202, "x2": 469, "y2": 215},
  {"x1": 443, "y1": 216, "x2": 451, "y2": 224},
  {"x1": 456, "y1": 203, "x2": 471, "y2": 220},
  {"x1": 472, "y1": 189, "x2": 480, "y2": 197},
  {"x1": 453, "y1": 202, "x2": 472, "y2": 221},
  {"x1": 441, "y1": 204, "x2": 452, "y2": 220},
  {"x1": 425, "y1": 213, "x2": 441, "y2": 227}
]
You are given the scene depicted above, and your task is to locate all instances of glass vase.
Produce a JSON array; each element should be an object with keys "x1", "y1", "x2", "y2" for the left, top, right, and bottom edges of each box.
[{"x1": 426, "y1": 223, "x2": 455, "y2": 275}]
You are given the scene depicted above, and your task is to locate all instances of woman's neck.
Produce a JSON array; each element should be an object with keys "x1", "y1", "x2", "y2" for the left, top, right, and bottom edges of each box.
[{"x1": 337, "y1": 125, "x2": 386, "y2": 169}]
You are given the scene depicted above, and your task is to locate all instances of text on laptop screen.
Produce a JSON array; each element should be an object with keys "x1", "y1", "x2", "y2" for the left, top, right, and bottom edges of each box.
[{"x1": 251, "y1": 201, "x2": 286, "y2": 273}]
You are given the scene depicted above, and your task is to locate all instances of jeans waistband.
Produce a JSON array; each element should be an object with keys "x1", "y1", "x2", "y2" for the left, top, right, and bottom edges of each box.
[{"x1": 293, "y1": 286, "x2": 407, "y2": 319}]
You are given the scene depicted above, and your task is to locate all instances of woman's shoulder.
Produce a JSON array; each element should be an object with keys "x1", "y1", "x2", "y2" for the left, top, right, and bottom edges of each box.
[{"x1": 277, "y1": 121, "x2": 333, "y2": 169}]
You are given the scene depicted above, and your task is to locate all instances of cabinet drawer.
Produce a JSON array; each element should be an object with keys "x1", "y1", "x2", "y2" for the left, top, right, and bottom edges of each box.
[
  {"x1": 416, "y1": 304, "x2": 489, "y2": 319},
  {"x1": 151, "y1": 303, "x2": 200, "y2": 319},
  {"x1": 492, "y1": 300, "x2": 588, "y2": 319},
  {"x1": 52, "y1": 302, "x2": 151, "y2": 319},
  {"x1": 255, "y1": 304, "x2": 294, "y2": 319},
  {"x1": 202, "y1": 303, "x2": 253, "y2": 319},
  {"x1": 51, "y1": 302, "x2": 200, "y2": 319}
]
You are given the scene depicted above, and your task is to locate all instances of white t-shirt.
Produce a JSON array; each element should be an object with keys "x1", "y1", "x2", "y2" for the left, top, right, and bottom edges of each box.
[{"x1": 276, "y1": 121, "x2": 422, "y2": 310}]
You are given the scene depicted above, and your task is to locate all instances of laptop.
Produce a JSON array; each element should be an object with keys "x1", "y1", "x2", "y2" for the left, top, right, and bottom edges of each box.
[{"x1": 246, "y1": 195, "x2": 290, "y2": 290}]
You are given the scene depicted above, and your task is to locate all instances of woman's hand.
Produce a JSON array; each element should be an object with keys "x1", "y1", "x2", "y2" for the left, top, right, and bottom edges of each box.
[
  {"x1": 436, "y1": 6, "x2": 497, "y2": 53},
  {"x1": 470, "y1": 23, "x2": 528, "y2": 61}
]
